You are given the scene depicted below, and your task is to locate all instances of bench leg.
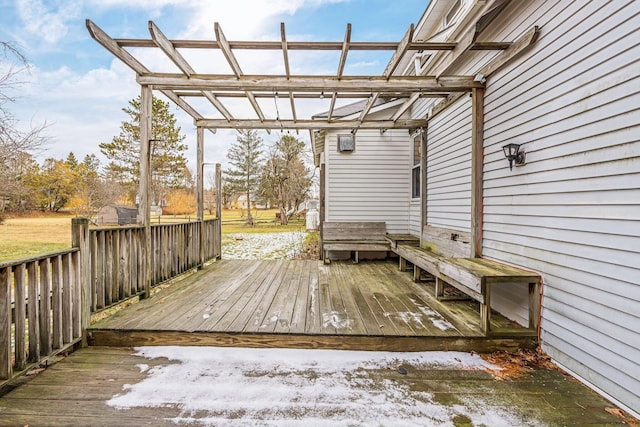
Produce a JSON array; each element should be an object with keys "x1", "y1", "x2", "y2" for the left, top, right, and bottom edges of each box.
[
  {"x1": 399, "y1": 257, "x2": 407, "y2": 271},
  {"x1": 435, "y1": 277, "x2": 445, "y2": 299},
  {"x1": 480, "y1": 284, "x2": 492, "y2": 335},
  {"x1": 354, "y1": 251, "x2": 359, "y2": 263},
  {"x1": 323, "y1": 249, "x2": 330, "y2": 264},
  {"x1": 413, "y1": 265, "x2": 422, "y2": 282},
  {"x1": 529, "y1": 281, "x2": 541, "y2": 332}
]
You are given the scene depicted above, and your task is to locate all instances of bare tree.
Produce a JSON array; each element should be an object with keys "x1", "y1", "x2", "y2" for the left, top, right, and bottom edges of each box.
[
  {"x1": 259, "y1": 134, "x2": 311, "y2": 225},
  {"x1": 0, "y1": 41, "x2": 49, "y2": 212}
]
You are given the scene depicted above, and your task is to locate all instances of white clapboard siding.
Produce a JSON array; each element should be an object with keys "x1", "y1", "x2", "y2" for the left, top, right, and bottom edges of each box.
[
  {"x1": 481, "y1": 0, "x2": 640, "y2": 413},
  {"x1": 425, "y1": 95, "x2": 472, "y2": 232},
  {"x1": 325, "y1": 128, "x2": 411, "y2": 233}
]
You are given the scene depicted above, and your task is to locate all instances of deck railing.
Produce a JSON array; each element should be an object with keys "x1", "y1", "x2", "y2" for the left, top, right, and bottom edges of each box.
[
  {"x1": 0, "y1": 248, "x2": 84, "y2": 380},
  {"x1": 0, "y1": 217, "x2": 221, "y2": 381}
]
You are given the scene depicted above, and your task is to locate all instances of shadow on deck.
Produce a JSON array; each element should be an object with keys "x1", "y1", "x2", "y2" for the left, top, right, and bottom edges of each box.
[{"x1": 88, "y1": 260, "x2": 536, "y2": 352}]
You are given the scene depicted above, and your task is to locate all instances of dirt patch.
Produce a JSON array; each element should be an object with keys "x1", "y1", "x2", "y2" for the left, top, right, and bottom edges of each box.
[{"x1": 479, "y1": 347, "x2": 558, "y2": 380}]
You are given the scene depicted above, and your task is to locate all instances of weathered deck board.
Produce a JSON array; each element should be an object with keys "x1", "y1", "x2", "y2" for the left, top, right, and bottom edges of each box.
[
  {"x1": 0, "y1": 347, "x2": 631, "y2": 426},
  {"x1": 89, "y1": 260, "x2": 536, "y2": 351}
]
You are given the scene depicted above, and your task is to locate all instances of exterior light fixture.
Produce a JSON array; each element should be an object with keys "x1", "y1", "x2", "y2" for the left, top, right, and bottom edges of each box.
[
  {"x1": 474, "y1": 73, "x2": 486, "y2": 83},
  {"x1": 502, "y1": 143, "x2": 525, "y2": 171}
]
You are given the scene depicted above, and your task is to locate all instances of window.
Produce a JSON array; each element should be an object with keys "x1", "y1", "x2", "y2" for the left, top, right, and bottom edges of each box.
[{"x1": 412, "y1": 132, "x2": 422, "y2": 199}]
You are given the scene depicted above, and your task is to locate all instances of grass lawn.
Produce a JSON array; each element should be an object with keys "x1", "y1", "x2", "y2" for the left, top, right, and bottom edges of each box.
[
  {"x1": 0, "y1": 215, "x2": 75, "y2": 262},
  {"x1": 0, "y1": 208, "x2": 309, "y2": 262}
]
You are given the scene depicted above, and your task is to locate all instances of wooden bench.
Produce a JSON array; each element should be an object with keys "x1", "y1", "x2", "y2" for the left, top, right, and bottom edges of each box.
[
  {"x1": 322, "y1": 222, "x2": 389, "y2": 263},
  {"x1": 390, "y1": 226, "x2": 541, "y2": 336}
]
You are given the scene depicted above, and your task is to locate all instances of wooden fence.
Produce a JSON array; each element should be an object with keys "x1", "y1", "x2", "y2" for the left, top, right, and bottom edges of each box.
[{"x1": 0, "y1": 217, "x2": 221, "y2": 381}]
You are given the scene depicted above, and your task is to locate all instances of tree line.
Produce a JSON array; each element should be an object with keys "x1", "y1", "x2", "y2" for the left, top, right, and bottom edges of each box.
[{"x1": 1, "y1": 42, "x2": 312, "y2": 224}]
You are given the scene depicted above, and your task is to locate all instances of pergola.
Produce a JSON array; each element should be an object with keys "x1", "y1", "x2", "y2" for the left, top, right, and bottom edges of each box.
[{"x1": 86, "y1": 0, "x2": 537, "y2": 293}]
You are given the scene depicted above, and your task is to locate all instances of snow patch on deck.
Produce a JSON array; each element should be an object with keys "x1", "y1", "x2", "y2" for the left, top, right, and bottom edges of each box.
[{"x1": 105, "y1": 346, "x2": 548, "y2": 426}]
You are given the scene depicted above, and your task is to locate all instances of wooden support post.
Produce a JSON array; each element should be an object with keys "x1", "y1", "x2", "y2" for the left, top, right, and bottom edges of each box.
[
  {"x1": 399, "y1": 257, "x2": 407, "y2": 271},
  {"x1": 72, "y1": 217, "x2": 91, "y2": 346},
  {"x1": 139, "y1": 84, "x2": 153, "y2": 298},
  {"x1": 215, "y1": 163, "x2": 222, "y2": 259},
  {"x1": 0, "y1": 267, "x2": 11, "y2": 380},
  {"x1": 196, "y1": 126, "x2": 204, "y2": 269},
  {"x1": 471, "y1": 87, "x2": 485, "y2": 258},
  {"x1": 319, "y1": 163, "x2": 325, "y2": 260},
  {"x1": 419, "y1": 127, "x2": 428, "y2": 247}
]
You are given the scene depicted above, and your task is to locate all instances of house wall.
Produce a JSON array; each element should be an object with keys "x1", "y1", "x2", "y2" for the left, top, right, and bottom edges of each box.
[
  {"x1": 478, "y1": 0, "x2": 640, "y2": 414},
  {"x1": 425, "y1": 95, "x2": 472, "y2": 232},
  {"x1": 324, "y1": 127, "x2": 411, "y2": 233}
]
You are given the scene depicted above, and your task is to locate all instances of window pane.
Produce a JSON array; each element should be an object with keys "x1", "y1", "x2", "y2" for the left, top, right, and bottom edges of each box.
[
  {"x1": 413, "y1": 135, "x2": 421, "y2": 166},
  {"x1": 412, "y1": 166, "x2": 420, "y2": 198}
]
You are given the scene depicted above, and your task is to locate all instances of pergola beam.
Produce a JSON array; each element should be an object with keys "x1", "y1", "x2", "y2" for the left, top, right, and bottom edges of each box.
[
  {"x1": 215, "y1": 22, "x2": 267, "y2": 124},
  {"x1": 202, "y1": 91, "x2": 234, "y2": 121},
  {"x1": 384, "y1": 24, "x2": 414, "y2": 78},
  {"x1": 195, "y1": 118, "x2": 426, "y2": 130},
  {"x1": 391, "y1": 92, "x2": 420, "y2": 122},
  {"x1": 214, "y1": 22, "x2": 243, "y2": 77},
  {"x1": 86, "y1": 19, "x2": 149, "y2": 75},
  {"x1": 281, "y1": 23, "x2": 291, "y2": 78},
  {"x1": 148, "y1": 21, "x2": 195, "y2": 76},
  {"x1": 337, "y1": 24, "x2": 352, "y2": 78},
  {"x1": 434, "y1": 0, "x2": 512, "y2": 78},
  {"x1": 160, "y1": 90, "x2": 203, "y2": 120},
  {"x1": 173, "y1": 91, "x2": 449, "y2": 99},
  {"x1": 358, "y1": 93, "x2": 379, "y2": 123},
  {"x1": 112, "y1": 39, "x2": 510, "y2": 51},
  {"x1": 137, "y1": 74, "x2": 484, "y2": 92}
]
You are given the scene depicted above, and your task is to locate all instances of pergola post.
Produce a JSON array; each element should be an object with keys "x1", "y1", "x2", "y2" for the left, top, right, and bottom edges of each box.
[
  {"x1": 471, "y1": 87, "x2": 485, "y2": 258},
  {"x1": 215, "y1": 163, "x2": 222, "y2": 259},
  {"x1": 196, "y1": 126, "x2": 204, "y2": 268},
  {"x1": 139, "y1": 84, "x2": 153, "y2": 298}
]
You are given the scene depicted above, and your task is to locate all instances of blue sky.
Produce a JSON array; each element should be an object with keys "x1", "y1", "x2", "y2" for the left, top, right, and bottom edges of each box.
[{"x1": 0, "y1": 0, "x2": 427, "y2": 168}]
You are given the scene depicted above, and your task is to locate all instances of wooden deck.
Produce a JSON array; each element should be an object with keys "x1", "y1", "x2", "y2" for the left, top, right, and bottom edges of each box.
[{"x1": 89, "y1": 260, "x2": 535, "y2": 352}]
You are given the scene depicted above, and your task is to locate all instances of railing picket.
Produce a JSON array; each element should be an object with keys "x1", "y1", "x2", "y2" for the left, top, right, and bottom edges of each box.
[
  {"x1": 0, "y1": 267, "x2": 11, "y2": 379},
  {"x1": 62, "y1": 253, "x2": 73, "y2": 344},
  {"x1": 72, "y1": 251, "x2": 82, "y2": 339},
  {"x1": 105, "y1": 231, "x2": 113, "y2": 305},
  {"x1": 14, "y1": 264, "x2": 27, "y2": 370},
  {"x1": 96, "y1": 230, "x2": 105, "y2": 309},
  {"x1": 27, "y1": 261, "x2": 40, "y2": 363},
  {"x1": 113, "y1": 229, "x2": 120, "y2": 302},
  {"x1": 90, "y1": 231, "x2": 97, "y2": 312},
  {"x1": 38, "y1": 259, "x2": 52, "y2": 356},
  {"x1": 51, "y1": 255, "x2": 63, "y2": 350}
]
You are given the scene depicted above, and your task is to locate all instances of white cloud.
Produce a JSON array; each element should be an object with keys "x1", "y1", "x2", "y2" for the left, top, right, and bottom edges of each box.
[{"x1": 15, "y1": 0, "x2": 82, "y2": 44}]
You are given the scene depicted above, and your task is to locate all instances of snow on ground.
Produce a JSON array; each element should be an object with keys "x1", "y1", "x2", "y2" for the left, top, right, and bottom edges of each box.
[
  {"x1": 107, "y1": 346, "x2": 546, "y2": 426},
  {"x1": 223, "y1": 232, "x2": 306, "y2": 259}
]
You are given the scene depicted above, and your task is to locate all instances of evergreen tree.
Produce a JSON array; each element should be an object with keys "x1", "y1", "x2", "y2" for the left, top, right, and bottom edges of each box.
[
  {"x1": 99, "y1": 96, "x2": 188, "y2": 205},
  {"x1": 65, "y1": 152, "x2": 78, "y2": 169},
  {"x1": 225, "y1": 129, "x2": 263, "y2": 225}
]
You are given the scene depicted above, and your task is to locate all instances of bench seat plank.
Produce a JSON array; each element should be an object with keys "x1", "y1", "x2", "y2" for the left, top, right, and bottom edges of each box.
[{"x1": 323, "y1": 243, "x2": 389, "y2": 252}]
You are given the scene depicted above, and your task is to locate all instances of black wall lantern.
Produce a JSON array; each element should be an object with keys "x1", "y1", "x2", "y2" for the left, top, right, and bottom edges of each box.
[{"x1": 502, "y1": 143, "x2": 526, "y2": 171}]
